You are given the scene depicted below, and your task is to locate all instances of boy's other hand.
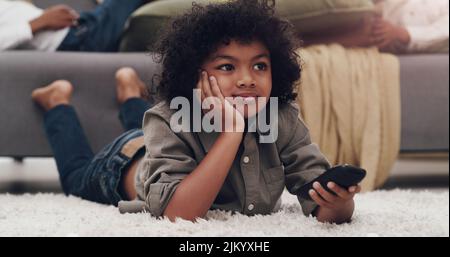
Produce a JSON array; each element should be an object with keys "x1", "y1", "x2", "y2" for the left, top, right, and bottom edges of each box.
[
  {"x1": 309, "y1": 182, "x2": 361, "y2": 224},
  {"x1": 30, "y1": 5, "x2": 80, "y2": 34}
]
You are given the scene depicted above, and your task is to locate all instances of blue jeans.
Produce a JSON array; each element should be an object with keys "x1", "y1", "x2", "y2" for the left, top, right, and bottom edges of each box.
[
  {"x1": 44, "y1": 98, "x2": 151, "y2": 205},
  {"x1": 57, "y1": 0, "x2": 145, "y2": 52}
]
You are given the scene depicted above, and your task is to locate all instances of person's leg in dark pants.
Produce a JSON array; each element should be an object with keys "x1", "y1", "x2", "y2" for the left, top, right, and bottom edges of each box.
[
  {"x1": 115, "y1": 67, "x2": 153, "y2": 130},
  {"x1": 44, "y1": 106, "x2": 96, "y2": 195},
  {"x1": 58, "y1": 0, "x2": 147, "y2": 52},
  {"x1": 31, "y1": 81, "x2": 95, "y2": 197},
  {"x1": 31, "y1": 71, "x2": 153, "y2": 205}
]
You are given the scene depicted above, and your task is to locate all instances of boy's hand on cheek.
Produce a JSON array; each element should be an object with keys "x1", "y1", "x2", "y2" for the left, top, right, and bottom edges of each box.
[
  {"x1": 309, "y1": 182, "x2": 361, "y2": 223},
  {"x1": 197, "y1": 71, "x2": 245, "y2": 132}
]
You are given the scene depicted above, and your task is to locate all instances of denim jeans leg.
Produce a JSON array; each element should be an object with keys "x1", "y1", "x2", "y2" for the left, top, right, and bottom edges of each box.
[
  {"x1": 118, "y1": 98, "x2": 152, "y2": 131},
  {"x1": 58, "y1": 0, "x2": 145, "y2": 52},
  {"x1": 43, "y1": 105, "x2": 94, "y2": 196}
]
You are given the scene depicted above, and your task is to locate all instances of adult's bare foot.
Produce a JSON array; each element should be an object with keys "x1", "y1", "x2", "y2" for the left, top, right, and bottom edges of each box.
[
  {"x1": 115, "y1": 67, "x2": 148, "y2": 105},
  {"x1": 31, "y1": 80, "x2": 73, "y2": 111}
]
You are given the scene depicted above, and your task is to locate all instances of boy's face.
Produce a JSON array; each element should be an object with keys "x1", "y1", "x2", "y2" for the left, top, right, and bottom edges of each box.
[{"x1": 201, "y1": 40, "x2": 273, "y2": 118}]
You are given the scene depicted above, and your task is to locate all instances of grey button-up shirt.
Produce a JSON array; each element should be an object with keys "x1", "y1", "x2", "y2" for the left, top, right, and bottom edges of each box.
[{"x1": 118, "y1": 101, "x2": 330, "y2": 217}]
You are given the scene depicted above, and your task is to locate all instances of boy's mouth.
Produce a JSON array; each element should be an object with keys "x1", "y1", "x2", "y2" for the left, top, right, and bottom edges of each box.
[
  {"x1": 231, "y1": 92, "x2": 259, "y2": 98},
  {"x1": 231, "y1": 95, "x2": 258, "y2": 103}
]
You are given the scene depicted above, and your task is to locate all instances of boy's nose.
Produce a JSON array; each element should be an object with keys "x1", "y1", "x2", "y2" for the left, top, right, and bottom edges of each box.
[{"x1": 237, "y1": 76, "x2": 256, "y2": 88}]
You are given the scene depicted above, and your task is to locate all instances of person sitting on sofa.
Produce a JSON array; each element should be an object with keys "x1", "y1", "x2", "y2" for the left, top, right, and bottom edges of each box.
[
  {"x1": 304, "y1": 0, "x2": 449, "y2": 54},
  {"x1": 371, "y1": 0, "x2": 449, "y2": 53},
  {"x1": 0, "y1": 0, "x2": 150, "y2": 52}
]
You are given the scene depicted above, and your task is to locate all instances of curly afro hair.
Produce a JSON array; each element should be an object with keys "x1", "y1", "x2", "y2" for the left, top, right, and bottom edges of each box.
[{"x1": 153, "y1": 0, "x2": 301, "y2": 106}]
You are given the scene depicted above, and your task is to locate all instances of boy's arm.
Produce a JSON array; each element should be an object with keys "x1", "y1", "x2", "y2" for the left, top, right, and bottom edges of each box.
[
  {"x1": 279, "y1": 105, "x2": 360, "y2": 224},
  {"x1": 163, "y1": 132, "x2": 243, "y2": 222},
  {"x1": 164, "y1": 74, "x2": 245, "y2": 222},
  {"x1": 277, "y1": 105, "x2": 330, "y2": 216}
]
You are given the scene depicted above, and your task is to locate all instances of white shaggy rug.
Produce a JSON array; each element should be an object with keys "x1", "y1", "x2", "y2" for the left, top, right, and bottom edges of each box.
[{"x1": 0, "y1": 189, "x2": 448, "y2": 237}]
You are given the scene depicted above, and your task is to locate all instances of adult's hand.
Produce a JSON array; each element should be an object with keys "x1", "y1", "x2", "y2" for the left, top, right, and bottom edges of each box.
[
  {"x1": 372, "y1": 17, "x2": 411, "y2": 51},
  {"x1": 29, "y1": 5, "x2": 80, "y2": 34}
]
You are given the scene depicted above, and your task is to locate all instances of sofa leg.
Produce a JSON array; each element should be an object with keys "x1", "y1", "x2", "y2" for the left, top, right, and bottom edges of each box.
[{"x1": 13, "y1": 157, "x2": 24, "y2": 163}]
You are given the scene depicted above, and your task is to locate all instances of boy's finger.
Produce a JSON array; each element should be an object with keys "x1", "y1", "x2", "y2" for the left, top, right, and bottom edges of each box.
[
  {"x1": 196, "y1": 81, "x2": 205, "y2": 102},
  {"x1": 313, "y1": 182, "x2": 337, "y2": 203},
  {"x1": 201, "y1": 89, "x2": 206, "y2": 102},
  {"x1": 309, "y1": 190, "x2": 331, "y2": 209},
  {"x1": 202, "y1": 71, "x2": 213, "y2": 97},
  {"x1": 209, "y1": 76, "x2": 225, "y2": 101},
  {"x1": 327, "y1": 182, "x2": 350, "y2": 199},
  {"x1": 349, "y1": 185, "x2": 362, "y2": 194},
  {"x1": 199, "y1": 72, "x2": 205, "y2": 97}
]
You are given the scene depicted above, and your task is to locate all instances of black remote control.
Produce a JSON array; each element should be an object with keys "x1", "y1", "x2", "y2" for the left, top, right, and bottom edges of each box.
[{"x1": 297, "y1": 164, "x2": 366, "y2": 200}]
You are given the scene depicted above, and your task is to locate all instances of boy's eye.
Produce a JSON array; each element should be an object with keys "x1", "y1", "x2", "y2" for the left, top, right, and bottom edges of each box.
[
  {"x1": 217, "y1": 64, "x2": 235, "y2": 71},
  {"x1": 254, "y1": 63, "x2": 268, "y2": 71}
]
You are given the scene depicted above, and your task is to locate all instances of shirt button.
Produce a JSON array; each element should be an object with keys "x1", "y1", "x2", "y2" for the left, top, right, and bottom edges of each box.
[
  {"x1": 243, "y1": 156, "x2": 250, "y2": 164},
  {"x1": 247, "y1": 204, "x2": 255, "y2": 211}
]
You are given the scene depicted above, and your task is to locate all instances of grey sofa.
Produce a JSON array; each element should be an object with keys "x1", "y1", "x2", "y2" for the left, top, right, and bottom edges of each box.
[
  {"x1": 0, "y1": 51, "x2": 159, "y2": 157},
  {"x1": 1, "y1": 52, "x2": 448, "y2": 157},
  {"x1": 0, "y1": 0, "x2": 448, "y2": 157},
  {"x1": 399, "y1": 55, "x2": 449, "y2": 153}
]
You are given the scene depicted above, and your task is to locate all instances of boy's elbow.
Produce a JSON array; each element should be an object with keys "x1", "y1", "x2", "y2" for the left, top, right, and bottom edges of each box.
[{"x1": 163, "y1": 207, "x2": 205, "y2": 223}]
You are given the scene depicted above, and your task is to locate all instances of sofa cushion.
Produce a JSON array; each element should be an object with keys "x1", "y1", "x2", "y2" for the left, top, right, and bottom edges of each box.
[
  {"x1": 31, "y1": 0, "x2": 96, "y2": 12},
  {"x1": 119, "y1": 0, "x2": 375, "y2": 52},
  {"x1": 275, "y1": 0, "x2": 375, "y2": 35},
  {"x1": 119, "y1": 0, "x2": 223, "y2": 52}
]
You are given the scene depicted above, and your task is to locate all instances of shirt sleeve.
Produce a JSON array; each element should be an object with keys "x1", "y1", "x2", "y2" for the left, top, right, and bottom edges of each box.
[
  {"x1": 139, "y1": 111, "x2": 198, "y2": 217},
  {"x1": 405, "y1": 14, "x2": 449, "y2": 53},
  {"x1": 278, "y1": 104, "x2": 331, "y2": 216},
  {"x1": 0, "y1": 22, "x2": 33, "y2": 50}
]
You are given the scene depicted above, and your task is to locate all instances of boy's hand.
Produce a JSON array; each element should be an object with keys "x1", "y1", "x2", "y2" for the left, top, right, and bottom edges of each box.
[
  {"x1": 309, "y1": 182, "x2": 361, "y2": 224},
  {"x1": 30, "y1": 5, "x2": 80, "y2": 34},
  {"x1": 197, "y1": 71, "x2": 245, "y2": 132}
]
